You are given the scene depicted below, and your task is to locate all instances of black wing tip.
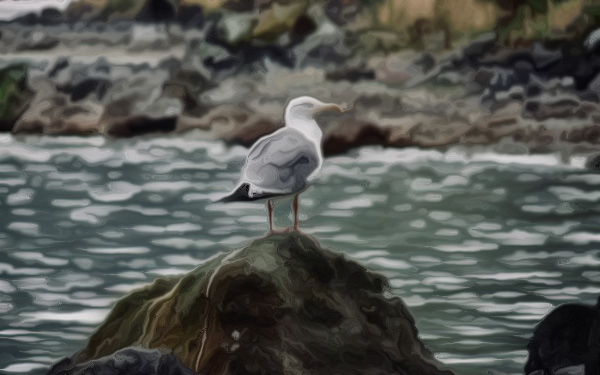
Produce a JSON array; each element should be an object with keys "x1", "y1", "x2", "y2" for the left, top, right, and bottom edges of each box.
[
  {"x1": 213, "y1": 183, "x2": 284, "y2": 202},
  {"x1": 213, "y1": 183, "x2": 252, "y2": 203}
]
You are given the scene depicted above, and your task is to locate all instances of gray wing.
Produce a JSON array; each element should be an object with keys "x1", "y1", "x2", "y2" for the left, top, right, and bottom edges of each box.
[{"x1": 241, "y1": 128, "x2": 320, "y2": 196}]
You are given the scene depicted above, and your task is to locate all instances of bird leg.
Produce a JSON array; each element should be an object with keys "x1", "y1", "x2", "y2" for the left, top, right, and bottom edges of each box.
[
  {"x1": 267, "y1": 199, "x2": 274, "y2": 234},
  {"x1": 292, "y1": 194, "x2": 299, "y2": 231}
]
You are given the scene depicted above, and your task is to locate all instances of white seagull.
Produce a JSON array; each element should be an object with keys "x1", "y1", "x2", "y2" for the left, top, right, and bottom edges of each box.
[{"x1": 216, "y1": 96, "x2": 347, "y2": 232}]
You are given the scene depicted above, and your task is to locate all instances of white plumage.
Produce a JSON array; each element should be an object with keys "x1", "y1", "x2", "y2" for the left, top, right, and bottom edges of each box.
[{"x1": 216, "y1": 96, "x2": 347, "y2": 231}]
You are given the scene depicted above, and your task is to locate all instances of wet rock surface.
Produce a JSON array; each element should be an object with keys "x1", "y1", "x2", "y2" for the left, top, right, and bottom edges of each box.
[
  {"x1": 47, "y1": 232, "x2": 453, "y2": 375},
  {"x1": 48, "y1": 347, "x2": 193, "y2": 375},
  {"x1": 525, "y1": 298, "x2": 600, "y2": 375}
]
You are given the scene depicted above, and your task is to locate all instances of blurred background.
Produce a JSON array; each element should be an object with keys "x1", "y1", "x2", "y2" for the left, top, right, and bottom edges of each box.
[{"x1": 1, "y1": 0, "x2": 600, "y2": 156}]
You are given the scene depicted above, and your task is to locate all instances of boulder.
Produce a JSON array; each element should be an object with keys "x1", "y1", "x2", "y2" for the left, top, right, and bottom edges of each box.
[
  {"x1": 0, "y1": 64, "x2": 34, "y2": 132},
  {"x1": 48, "y1": 347, "x2": 193, "y2": 375},
  {"x1": 106, "y1": 115, "x2": 178, "y2": 137},
  {"x1": 525, "y1": 297, "x2": 600, "y2": 375},
  {"x1": 49, "y1": 232, "x2": 453, "y2": 375}
]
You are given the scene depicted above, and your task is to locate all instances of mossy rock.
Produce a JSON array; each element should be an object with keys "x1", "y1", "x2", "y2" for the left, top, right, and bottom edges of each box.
[
  {"x1": 0, "y1": 64, "x2": 34, "y2": 132},
  {"x1": 60, "y1": 232, "x2": 453, "y2": 375}
]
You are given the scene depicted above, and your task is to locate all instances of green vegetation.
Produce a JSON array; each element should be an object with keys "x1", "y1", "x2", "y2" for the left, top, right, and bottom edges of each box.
[
  {"x1": 491, "y1": 0, "x2": 573, "y2": 45},
  {"x1": 0, "y1": 64, "x2": 32, "y2": 132}
]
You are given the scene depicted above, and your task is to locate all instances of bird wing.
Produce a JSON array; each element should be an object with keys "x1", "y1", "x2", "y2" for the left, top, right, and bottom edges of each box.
[{"x1": 240, "y1": 127, "x2": 321, "y2": 197}]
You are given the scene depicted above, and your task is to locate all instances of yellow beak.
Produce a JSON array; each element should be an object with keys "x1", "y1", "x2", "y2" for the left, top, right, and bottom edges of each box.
[{"x1": 316, "y1": 103, "x2": 351, "y2": 114}]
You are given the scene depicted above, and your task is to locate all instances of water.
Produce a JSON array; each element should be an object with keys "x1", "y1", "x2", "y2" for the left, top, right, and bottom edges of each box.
[{"x1": 0, "y1": 132, "x2": 598, "y2": 375}]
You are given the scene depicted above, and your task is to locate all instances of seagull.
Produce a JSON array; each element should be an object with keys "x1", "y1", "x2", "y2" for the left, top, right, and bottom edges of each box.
[{"x1": 216, "y1": 96, "x2": 347, "y2": 232}]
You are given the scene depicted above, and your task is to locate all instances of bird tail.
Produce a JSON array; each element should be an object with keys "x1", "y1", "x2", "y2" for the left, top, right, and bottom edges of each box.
[{"x1": 211, "y1": 183, "x2": 252, "y2": 203}]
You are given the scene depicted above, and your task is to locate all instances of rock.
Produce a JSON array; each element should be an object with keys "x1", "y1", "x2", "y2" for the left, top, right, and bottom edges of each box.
[
  {"x1": 55, "y1": 232, "x2": 453, "y2": 375},
  {"x1": 525, "y1": 297, "x2": 600, "y2": 375},
  {"x1": 12, "y1": 12, "x2": 40, "y2": 25},
  {"x1": 251, "y1": 2, "x2": 307, "y2": 42},
  {"x1": 217, "y1": 12, "x2": 255, "y2": 45},
  {"x1": 39, "y1": 8, "x2": 66, "y2": 25},
  {"x1": 175, "y1": 5, "x2": 204, "y2": 27},
  {"x1": 325, "y1": 64, "x2": 376, "y2": 82},
  {"x1": 529, "y1": 42, "x2": 563, "y2": 70},
  {"x1": 128, "y1": 24, "x2": 171, "y2": 51},
  {"x1": 323, "y1": 0, "x2": 361, "y2": 25},
  {"x1": 461, "y1": 32, "x2": 497, "y2": 60},
  {"x1": 48, "y1": 347, "x2": 193, "y2": 375},
  {"x1": 220, "y1": 0, "x2": 255, "y2": 13},
  {"x1": 323, "y1": 122, "x2": 392, "y2": 156},
  {"x1": 135, "y1": 0, "x2": 177, "y2": 22},
  {"x1": 375, "y1": 51, "x2": 438, "y2": 86},
  {"x1": 0, "y1": 64, "x2": 34, "y2": 132},
  {"x1": 588, "y1": 72, "x2": 600, "y2": 93},
  {"x1": 584, "y1": 28, "x2": 600, "y2": 52},
  {"x1": 15, "y1": 30, "x2": 60, "y2": 51},
  {"x1": 57, "y1": 78, "x2": 111, "y2": 102},
  {"x1": 586, "y1": 153, "x2": 600, "y2": 171},
  {"x1": 106, "y1": 115, "x2": 178, "y2": 137},
  {"x1": 521, "y1": 98, "x2": 582, "y2": 121},
  {"x1": 222, "y1": 117, "x2": 280, "y2": 147},
  {"x1": 12, "y1": 79, "x2": 103, "y2": 135}
]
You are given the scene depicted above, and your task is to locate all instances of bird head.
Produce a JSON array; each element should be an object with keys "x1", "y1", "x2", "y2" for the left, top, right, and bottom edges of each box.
[{"x1": 285, "y1": 96, "x2": 350, "y2": 123}]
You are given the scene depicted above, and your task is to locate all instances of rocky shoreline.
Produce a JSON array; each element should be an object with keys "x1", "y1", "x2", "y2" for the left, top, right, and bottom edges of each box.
[{"x1": 1, "y1": 2, "x2": 600, "y2": 157}]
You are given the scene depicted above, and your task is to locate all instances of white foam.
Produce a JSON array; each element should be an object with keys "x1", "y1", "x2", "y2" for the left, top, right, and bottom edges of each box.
[{"x1": 20, "y1": 308, "x2": 109, "y2": 325}]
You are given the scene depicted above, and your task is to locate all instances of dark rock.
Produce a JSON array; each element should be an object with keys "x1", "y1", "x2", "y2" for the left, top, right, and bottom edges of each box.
[
  {"x1": 324, "y1": 123, "x2": 392, "y2": 156},
  {"x1": 58, "y1": 78, "x2": 111, "y2": 102},
  {"x1": 586, "y1": 153, "x2": 600, "y2": 171},
  {"x1": 324, "y1": 0, "x2": 360, "y2": 25},
  {"x1": 473, "y1": 68, "x2": 495, "y2": 86},
  {"x1": 136, "y1": 0, "x2": 177, "y2": 22},
  {"x1": 290, "y1": 14, "x2": 317, "y2": 45},
  {"x1": 47, "y1": 347, "x2": 194, "y2": 375},
  {"x1": 325, "y1": 65, "x2": 375, "y2": 82},
  {"x1": 13, "y1": 12, "x2": 40, "y2": 25},
  {"x1": 63, "y1": 3, "x2": 95, "y2": 24},
  {"x1": 306, "y1": 43, "x2": 348, "y2": 65},
  {"x1": 57, "y1": 232, "x2": 453, "y2": 375},
  {"x1": 529, "y1": 42, "x2": 563, "y2": 70},
  {"x1": 522, "y1": 99, "x2": 581, "y2": 121},
  {"x1": 48, "y1": 58, "x2": 70, "y2": 78},
  {"x1": 158, "y1": 57, "x2": 181, "y2": 74},
  {"x1": 579, "y1": 91, "x2": 600, "y2": 103},
  {"x1": 462, "y1": 33, "x2": 497, "y2": 58},
  {"x1": 563, "y1": 125, "x2": 600, "y2": 145},
  {"x1": 106, "y1": 116, "x2": 177, "y2": 137},
  {"x1": 414, "y1": 52, "x2": 436, "y2": 73},
  {"x1": 176, "y1": 5, "x2": 203, "y2": 27},
  {"x1": 526, "y1": 83, "x2": 542, "y2": 97},
  {"x1": 525, "y1": 298, "x2": 600, "y2": 375},
  {"x1": 40, "y1": 8, "x2": 65, "y2": 25}
]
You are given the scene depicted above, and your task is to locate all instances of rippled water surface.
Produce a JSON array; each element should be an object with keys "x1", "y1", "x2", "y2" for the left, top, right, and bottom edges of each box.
[{"x1": 0, "y1": 133, "x2": 598, "y2": 375}]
